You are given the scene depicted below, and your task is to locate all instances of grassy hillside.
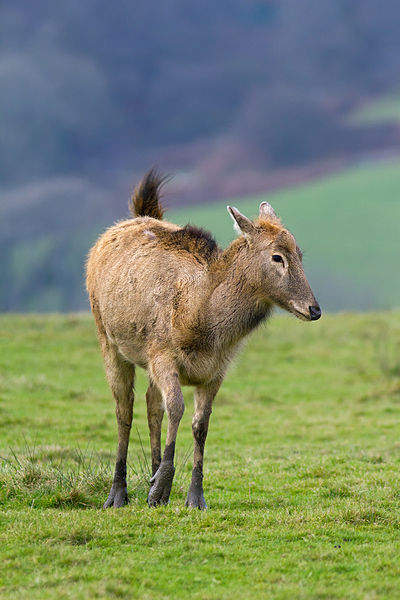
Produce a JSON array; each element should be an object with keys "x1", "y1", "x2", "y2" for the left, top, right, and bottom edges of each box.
[
  {"x1": 169, "y1": 160, "x2": 400, "y2": 311},
  {"x1": 2, "y1": 159, "x2": 400, "y2": 312},
  {"x1": 1, "y1": 312, "x2": 400, "y2": 598},
  {"x1": 352, "y1": 90, "x2": 400, "y2": 125}
]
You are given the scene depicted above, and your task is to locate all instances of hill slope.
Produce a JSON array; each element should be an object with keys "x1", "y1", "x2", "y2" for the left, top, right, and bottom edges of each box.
[
  {"x1": 2, "y1": 159, "x2": 400, "y2": 311},
  {"x1": 169, "y1": 160, "x2": 400, "y2": 311}
]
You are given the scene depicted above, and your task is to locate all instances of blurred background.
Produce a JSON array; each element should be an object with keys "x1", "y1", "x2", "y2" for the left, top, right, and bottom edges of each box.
[{"x1": 1, "y1": 0, "x2": 400, "y2": 313}]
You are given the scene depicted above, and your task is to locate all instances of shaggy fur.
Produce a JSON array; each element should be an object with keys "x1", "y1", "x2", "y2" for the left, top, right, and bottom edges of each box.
[
  {"x1": 130, "y1": 168, "x2": 168, "y2": 220},
  {"x1": 86, "y1": 171, "x2": 321, "y2": 509}
]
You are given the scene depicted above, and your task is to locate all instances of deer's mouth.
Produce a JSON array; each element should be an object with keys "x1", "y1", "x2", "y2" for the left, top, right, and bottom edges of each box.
[{"x1": 287, "y1": 301, "x2": 312, "y2": 321}]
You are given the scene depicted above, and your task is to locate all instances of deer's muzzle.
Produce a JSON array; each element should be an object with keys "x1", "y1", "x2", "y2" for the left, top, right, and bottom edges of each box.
[{"x1": 309, "y1": 305, "x2": 321, "y2": 320}]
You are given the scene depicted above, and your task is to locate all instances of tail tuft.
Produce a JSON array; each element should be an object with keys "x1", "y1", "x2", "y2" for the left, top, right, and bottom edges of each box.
[{"x1": 130, "y1": 168, "x2": 169, "y2": 220}]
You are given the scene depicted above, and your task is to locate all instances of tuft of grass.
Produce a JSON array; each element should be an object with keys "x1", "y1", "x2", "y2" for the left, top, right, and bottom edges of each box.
[
  {"x1": 0, "y1": 443, "x2": 113, "y2": 509},
  {"x1": 0, "y1": 436, "x2": 192, "y2": 511}
]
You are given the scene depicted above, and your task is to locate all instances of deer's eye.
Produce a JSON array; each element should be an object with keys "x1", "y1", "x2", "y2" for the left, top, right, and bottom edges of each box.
[{"x1": 272, "y1": 254, "x2": 284, "y2": 263}]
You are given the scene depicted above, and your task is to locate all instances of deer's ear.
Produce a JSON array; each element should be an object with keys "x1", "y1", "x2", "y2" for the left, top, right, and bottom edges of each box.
[
  {"x1": 259, "y1": 201, "x2": 279, "y2": 223},
  {"x1": 227, "y1": 206, "x2": 256, "y2": 239}
]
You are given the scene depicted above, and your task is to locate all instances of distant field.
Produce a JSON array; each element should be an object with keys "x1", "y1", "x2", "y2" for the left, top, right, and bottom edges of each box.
[
  {"x1": 170, "y1": 160, "x2": 400, "y2": 311},
  {"x1": 3, "y1": 158, "x2": 399, "y2": 312},
  {"x1": 351, "y1": 91, "x2": 400, "y2": 124},
  {"x1": 1, "y1": 312, "x2": 400, "y2": 598}
]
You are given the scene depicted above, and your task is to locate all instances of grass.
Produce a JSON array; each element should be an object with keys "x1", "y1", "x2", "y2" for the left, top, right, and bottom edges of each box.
[
  {"x1": 1, "y1": 312, "x2": 400, "y2": 598},
  {"x1": 169, "y1": 160, "x2": 400, "y2": 312},
  {"x1": 351, "y1": 90, "x2": 400, "y2": 125},
  {"x1": 6, "y1": 157, "x2": 400, "y2": 313}
]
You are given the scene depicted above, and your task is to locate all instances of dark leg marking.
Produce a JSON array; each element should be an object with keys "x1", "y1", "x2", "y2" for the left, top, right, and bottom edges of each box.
[
  {"x1": 186, "y1": 382, "x2": 219, "y2": 509},
  {"x1": 147, "y1": 442, "x2": 176, "y2": 506},
  {"x1": 186, "y1": 463, "x2": 207, "y2": 510},
  {"x1": 147, "y1": 362, "x2": 185, "y2": 507},
  {"x1": 185, "y1": 419, "x2": 208, "y2": 509},
  {"x1": 92, "y1": 312, "x2": 134, "y2": 509},
  {"x1": 103, "y1": 458, "x2": 129, "y2": 508},
  {"x1": 102, "y1": 349, "x2": 135, "y2": 509}
]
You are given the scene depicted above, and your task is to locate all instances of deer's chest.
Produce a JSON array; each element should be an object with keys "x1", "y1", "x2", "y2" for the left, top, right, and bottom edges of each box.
[{"x1": 176, "y1": 340, "x2": 241, "y2": 386}]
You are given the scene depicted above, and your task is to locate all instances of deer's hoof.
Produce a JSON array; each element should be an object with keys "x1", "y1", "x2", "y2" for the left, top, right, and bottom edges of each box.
[
  {"x1": 103, "y1": 484, "x2": 129, "y2": 508},
  {"x1": 147, "y1": 461, "x2": 175, "y2": 506},
  {"x1": 185, "y1": 489, "x2": 208, "y2": 510}
]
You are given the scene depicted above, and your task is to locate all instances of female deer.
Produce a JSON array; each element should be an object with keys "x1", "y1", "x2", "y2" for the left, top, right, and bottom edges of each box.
[{"x1": 86, "y1": 170, "x2": 321, "y2": 509}]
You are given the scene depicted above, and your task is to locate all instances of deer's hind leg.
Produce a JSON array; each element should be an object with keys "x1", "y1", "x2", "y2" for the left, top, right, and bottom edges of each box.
[
  {"x1": 147, "y1": 358, "x2": 184, "y2": 506},
  {"x1": 146, "y1": 382, "x2": 164, "y2": 476},
  {"x1": 102, "y1": 342, "x2": 135, "y2": 508}
]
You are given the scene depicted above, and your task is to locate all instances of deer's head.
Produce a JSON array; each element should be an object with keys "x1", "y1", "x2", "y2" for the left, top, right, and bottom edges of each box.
[{"x1": 227, "y1": 203, "x2": 321, "y2": 321}]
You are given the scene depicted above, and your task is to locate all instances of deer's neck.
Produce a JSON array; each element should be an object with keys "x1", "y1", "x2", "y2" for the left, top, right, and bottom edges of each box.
[{"x1": 205, "y1": 239, "x2": 272, "y2": 348}]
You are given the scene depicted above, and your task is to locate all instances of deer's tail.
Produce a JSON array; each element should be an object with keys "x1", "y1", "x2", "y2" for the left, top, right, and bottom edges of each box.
[{"x1": 130, "y1": 168, "x2": 168, "y2": 220}]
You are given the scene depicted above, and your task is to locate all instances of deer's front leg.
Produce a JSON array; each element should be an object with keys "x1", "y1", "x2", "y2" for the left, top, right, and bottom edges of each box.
[
  {"x1": 147, "y1": 360, "x2": 184, "y2": 506},
  {"x1": 186, "y1": 380, "x2": 220, "y2": 510}
]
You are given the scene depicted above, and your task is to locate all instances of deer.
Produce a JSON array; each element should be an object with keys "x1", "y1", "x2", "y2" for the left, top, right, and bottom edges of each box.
[{"x1": 86, "y1": 170, "x2": 321, "y2": 510}]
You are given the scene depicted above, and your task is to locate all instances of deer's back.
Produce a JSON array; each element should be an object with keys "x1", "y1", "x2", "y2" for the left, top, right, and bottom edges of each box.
[{"x1": 86, "y1": 217, "x2": 219, "y2": 370}]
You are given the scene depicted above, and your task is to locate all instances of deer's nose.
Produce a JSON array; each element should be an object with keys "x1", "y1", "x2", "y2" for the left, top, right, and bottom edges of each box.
[{"x1": 309, "y1": 305, "x2": 321, "y2": 321}]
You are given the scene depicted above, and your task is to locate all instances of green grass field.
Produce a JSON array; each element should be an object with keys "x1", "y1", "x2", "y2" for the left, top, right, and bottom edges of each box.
[
  {"x1": 170, "y1": 160, "x2": 400, "y2": 312},
  {"x1": 1, "y1": 312, "x2": 400, "y2": 598},
  {"x1": 5, "y1": 158, "x2": 400, "y2": 313},
  {"x1": 351, "y1": 91, "x2": 400, "y2": 125}
]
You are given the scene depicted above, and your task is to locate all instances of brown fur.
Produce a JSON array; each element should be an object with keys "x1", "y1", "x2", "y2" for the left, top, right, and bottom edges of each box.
[
  {"x1": 86, "y1": 171, "x2": 321, "y2": 509},
  {"x1": 130, "y1": 168, "x2": 168, "y2": 220}
]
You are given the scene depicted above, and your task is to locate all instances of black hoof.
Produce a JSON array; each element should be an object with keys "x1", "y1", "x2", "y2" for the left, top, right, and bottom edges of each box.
[
  {"x1": 186, "y1": 466, "x2": 207, "y2": 509},
  {"x1": 185, "y1": 488, "x2": 207, "y2": 510},
  {"x1": 147, "y1": 461, "x2": 175, "y2": 506},
  {"x1": 103, "y1": 484, "x2": 129, "y2": 508}
]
